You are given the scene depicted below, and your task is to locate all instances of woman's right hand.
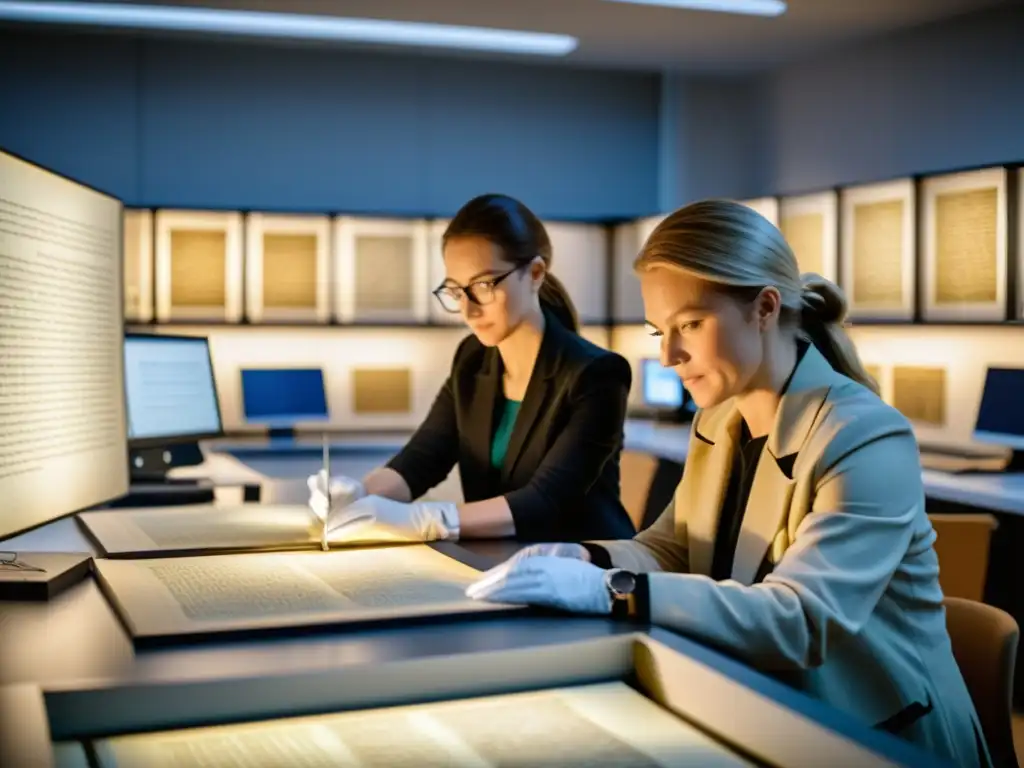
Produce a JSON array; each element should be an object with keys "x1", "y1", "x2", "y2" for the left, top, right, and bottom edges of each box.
[
  {"x1": 306, "y1": 470, "x2": 366, "y2": 522},
  {"x1": 509, "y1": 542, "x2": 590, "y2": 563}
]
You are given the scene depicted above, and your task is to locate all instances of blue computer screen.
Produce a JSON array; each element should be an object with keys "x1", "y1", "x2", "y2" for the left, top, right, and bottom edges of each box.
[
  {"x1": 641, "y1": 358, "x2": 683, "y2": 408},
  {"x1": 124, "y1": 335, "x2": 222, "y2": 441},
  {"x1": 240, "y1": 368, "x2": 329, "y2": 424},
  {"x1": 974, "y1": 367, "x2": 1024, "y2": 448}
]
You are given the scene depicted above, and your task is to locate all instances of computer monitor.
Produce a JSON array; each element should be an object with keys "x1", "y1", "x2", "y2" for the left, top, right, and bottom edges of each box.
[
  {"x1": 973, "y1": 366, "x2": 1024, "y2": 472},
  {"x1": 0, "y1": 148, "x2": 129, "y2": 539},
  {"x1": 240, "y1": 367, "x2": 330, "y2": 438},
  {"x1": 123, "y1": 333, "x2": 223, "y2": 479},
  {"x1": 639, "y1": 358, "x2": 695, "y2": 423}
]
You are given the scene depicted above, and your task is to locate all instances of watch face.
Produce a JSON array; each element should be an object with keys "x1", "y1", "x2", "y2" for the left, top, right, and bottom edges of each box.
[{"x1": 608, "y1": 569, "x2": 636, "y2": 596}]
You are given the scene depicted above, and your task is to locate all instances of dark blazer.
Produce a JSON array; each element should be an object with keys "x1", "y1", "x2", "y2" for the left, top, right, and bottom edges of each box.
[{"x1": 386, "y1": 314, "x2": 636, "y2": 542}]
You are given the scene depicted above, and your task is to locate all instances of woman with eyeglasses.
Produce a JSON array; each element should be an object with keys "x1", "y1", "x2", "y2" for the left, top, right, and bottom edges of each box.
[{"x1": 307, "y1": 193, "x2": 636, "y2": 545}]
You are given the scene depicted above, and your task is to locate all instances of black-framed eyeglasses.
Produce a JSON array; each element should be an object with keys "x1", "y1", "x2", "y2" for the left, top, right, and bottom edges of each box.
[{"x1": 432, "y1": 267, "x2": 521, "y2": 314}]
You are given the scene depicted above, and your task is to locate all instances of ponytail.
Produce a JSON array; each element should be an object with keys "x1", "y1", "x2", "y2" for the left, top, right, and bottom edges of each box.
[
  {"x1": 799, "y1": 275, "x2": 880, "y2": 395},
  {"x1": 539, "y1": 272, "x2": 580, "y2": 333}
]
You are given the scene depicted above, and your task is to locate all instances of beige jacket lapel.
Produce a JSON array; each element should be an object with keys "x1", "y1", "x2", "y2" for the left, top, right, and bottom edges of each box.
[
  {"x1": 676, "y1": 401, "x2": 742, "y2": 577},
  {"x1": 732, "y1": 345, "x2": 837, "y2": 585}
]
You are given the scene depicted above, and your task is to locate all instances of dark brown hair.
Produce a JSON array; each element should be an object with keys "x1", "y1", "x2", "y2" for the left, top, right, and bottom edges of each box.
[{"x1": 442, "y1": 193, "x2": 579, "y2": 333}]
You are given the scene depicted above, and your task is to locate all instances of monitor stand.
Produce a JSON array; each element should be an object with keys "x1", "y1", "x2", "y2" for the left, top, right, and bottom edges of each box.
[
  {"x1": 129, "y1": 441, "x2": 204, "y2": 484},
  {"x1": 267, "y1": 427, "x2": 297, "y2": 441}
]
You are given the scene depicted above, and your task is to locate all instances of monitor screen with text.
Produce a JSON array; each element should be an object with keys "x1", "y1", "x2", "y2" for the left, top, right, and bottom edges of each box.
[
  {"x1": 0, "y1": 149, "x2": 128, "y2": 538},
  {"x1": 125, "y1": 334, "x2": 222, "y2": 444}
]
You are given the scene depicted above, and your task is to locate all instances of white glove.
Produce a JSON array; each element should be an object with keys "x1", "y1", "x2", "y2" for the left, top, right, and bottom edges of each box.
[
  {"x1": 465, "y1": 555, "x2": 611, "y2": 615},
  {"x1": 507, "y1": 542, "x2": 589, "y2": 564},
  {"x1": 306, "y1": 470, "x2": 365, "y2": 522},
  {"x1": 327, "y1": 494, "x2": 460, "y2": 543}
]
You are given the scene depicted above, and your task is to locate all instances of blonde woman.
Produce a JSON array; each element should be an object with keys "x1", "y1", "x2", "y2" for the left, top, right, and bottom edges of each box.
[{"x1": 468, "y1": 199, "x2": 990, "y2": 767}]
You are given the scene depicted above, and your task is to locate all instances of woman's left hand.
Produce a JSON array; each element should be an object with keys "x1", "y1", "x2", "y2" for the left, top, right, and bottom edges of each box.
[
  {"x1": 327, "y1": 495, "x2": 460, "y2": 542},
  {"x1": 466, "y1": 555, "x2": 611, "y2": 615}
]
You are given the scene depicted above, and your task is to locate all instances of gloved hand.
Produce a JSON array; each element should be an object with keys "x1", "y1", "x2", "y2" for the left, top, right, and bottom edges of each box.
[
  {"x1": 306, "y1": 470, "x2": 365, "y2": 522},
  {"x1": 326, "y1": 494, "x2": 460, "y2": 543},
  {"x1": 507, "y1": 542, "x2": 590, "y2": 564},
  {"x1": 465, "y1": 555, "x2": 611, "y2": 615}
]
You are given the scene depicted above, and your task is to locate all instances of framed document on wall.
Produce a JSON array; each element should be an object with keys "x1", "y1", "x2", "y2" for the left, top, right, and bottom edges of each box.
[
  {"x1": 427, "y1": 219, "x2": 462, "y2": 326},
  {"x1": 1018, "y1": 168, "x2": 1024, "y2": 320},
  {"x1": 612, "y1": 214, "x2": 664, "y2": 323},
  {"x1": 244, "y1": 213, "x2": 330, "y2": 324},
  {"x1": 779, "y1": 191, "x2": 838, "y2": 283},
  {"x1": 333, "y1": 217, "x2": 429, "y2": 323},
  {"x1": 921, "y1": 167, "x2": 1007, "y2": 322},
  {"x1": 839, "y1": 178, "x2": 915, "y2": 321},
  {"x1": 154, "y1": 209, "x2": 243, "y2": 323},
  {"x1": 739, "y1": 197, "x2": 779, "y2": 226},
  {"x1": 544, "y1": 221, "x2": 609, "y2": 325},
  {"x1": 123, "y1": 208, "x2": 153, "y2": 323}
]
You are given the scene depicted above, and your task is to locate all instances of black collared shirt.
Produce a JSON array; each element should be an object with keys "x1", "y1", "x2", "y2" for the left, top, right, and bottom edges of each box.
[{"x1": 710, "y1": 420, "x2": 768, "y2": 582}]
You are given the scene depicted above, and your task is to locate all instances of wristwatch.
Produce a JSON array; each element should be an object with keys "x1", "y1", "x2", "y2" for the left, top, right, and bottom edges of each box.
[{"x1": 604, "y1": 568, "x2": 637, "y2": 618}]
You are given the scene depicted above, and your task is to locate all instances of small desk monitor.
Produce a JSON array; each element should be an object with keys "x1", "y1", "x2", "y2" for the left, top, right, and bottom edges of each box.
[
  {"x1": 124, "y1": 333, "x2": 223, "y2": 480},
  {"x1": 639, "y1": 358, "x2": 694, "y2": 423},
  {"x1": 0, "y1": 148, "x2": 128, "y2": 540},
  {"x1": 240, "y1": 368, "x2": 330, "y2": 439},
  {"x1": 973, "y1": 366, "x2": 1024, "y2": 472}
]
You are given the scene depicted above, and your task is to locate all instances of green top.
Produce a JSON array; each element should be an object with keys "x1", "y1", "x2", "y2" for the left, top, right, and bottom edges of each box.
[{"x1": 490, "y1": 398, "x2": 522, "y2": 470}]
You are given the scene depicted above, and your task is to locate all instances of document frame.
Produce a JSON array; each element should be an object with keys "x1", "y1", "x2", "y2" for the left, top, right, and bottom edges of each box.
[
  {"x1": 244, "y1": 212, "x2": 331, "y2": 324},
  {"x1": 739, "y1": 196, "x2": 779, "y2": 226},
  {"x1": 839, "y1": 178, "x2": 916, "y2": 322},
  {"x1": 332, "y1": 216, "x2": 430, "y2": 323},
  {"x1": 0, "y1": 631, "x2": 944, "y2": 768},
  {"x1": 122, "y1": 208, "x2": 154, "y2": 323},
  {"x1": 921, "y1": 166, "x2": 1008, "y2": 322},
  {"x1": 426, "y1": 218, "x2": 462, "y2": 325},
  {"x1": 779, "y1": 190, "x2": 839, "y2": 284},
  {"x1": 154, "y1": 208, "x2": 244, "y2": 323}
]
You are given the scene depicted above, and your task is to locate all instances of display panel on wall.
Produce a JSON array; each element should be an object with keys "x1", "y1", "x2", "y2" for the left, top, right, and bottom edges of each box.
[
  {"x1": 612, "y1": 214, "x2": 664, "y2": 323},
  {"x1": 244, "y1": 213, "x2": 330, "y2": 324},
  {"x1": 334, "y1": 217, "x2": 429, "y2": 323},
  {"x1": 123, "y1": 209, "x2": 153, "y2": 323},
  {"x1": 921, "y1": 167, "x2": 1008, "y2": 322},
  {"x1": 738, "y1": 197, "x2": 779, "y2": 226},
  {"x1": 154, "y1": 209, "x2": 243, "y2": 323},
  {"x1": 1017, "y1": 168, "x2": 1024, "y2": 321},
  {"x1": 544, "y1": 222, "x2": 609, "y2": 325},
  {"x1": 427, "y1": 219, "x2": 461, "y2": 326},
  {"x1": 839, "y1": 179, "x2": 915, "y2": 322},
  {"x1": 779, "y1": 191, "x2": 838, "y2": 284}
]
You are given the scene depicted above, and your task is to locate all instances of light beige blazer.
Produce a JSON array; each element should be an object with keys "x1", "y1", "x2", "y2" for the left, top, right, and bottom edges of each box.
[{"x1": 594, "y1": 345, "x2": 989, "y2": 767}]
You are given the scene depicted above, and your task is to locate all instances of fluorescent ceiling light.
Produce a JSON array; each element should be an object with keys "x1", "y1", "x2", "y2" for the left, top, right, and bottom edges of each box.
[
  {"x1": 0, "y1": 2, "x2": 579, "y2": 56},
  {"x1": 603, "y1": 0, "x2": 786, "y2": 17}
]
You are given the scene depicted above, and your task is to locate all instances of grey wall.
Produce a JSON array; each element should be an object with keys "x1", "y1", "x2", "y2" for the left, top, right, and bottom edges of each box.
[{"x1": 764, "y1": 3, "x2": 1024, "y2": 196}]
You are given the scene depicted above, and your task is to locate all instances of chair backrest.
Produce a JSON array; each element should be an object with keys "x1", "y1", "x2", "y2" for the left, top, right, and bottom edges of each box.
[
  {"x1": 944, "y1": 596, "x2": 1019, "y2": 768},
  {"x1": 928, "y1": 513, "x2": 998, "y2": 602},
  {"x1": 619, "y1": 450, "x2": 660, "y2": 530}
]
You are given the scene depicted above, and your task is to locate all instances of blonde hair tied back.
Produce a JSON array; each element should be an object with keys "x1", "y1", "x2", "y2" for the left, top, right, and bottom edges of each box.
[{"x1": 635, "y1": 199, "x2": 879, "y2": 395}]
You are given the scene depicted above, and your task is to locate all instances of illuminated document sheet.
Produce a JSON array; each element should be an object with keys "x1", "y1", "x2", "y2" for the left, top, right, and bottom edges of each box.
[
  {"x1": 93, "y1": 545, "x2": 518, "y2": 642},
  {"x1": 92, "y1": 682, "x2": 754, "y2": 767},
  {"x1": 78, "y1": 503, "x2": 421, "y2": 558}
]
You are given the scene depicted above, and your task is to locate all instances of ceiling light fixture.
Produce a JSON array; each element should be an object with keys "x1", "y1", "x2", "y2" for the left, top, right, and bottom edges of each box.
[
  {"x1": 603, "y1": 0, "x2": 786, "y2": 17},
  {"x1": 0, "y1": 1, "x2": 579, "y2": 56}
]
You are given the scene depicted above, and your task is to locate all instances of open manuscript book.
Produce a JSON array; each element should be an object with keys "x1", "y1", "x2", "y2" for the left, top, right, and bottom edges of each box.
[
  {"x1": 77, "y1": 503, "x2": 422, "y2": 559},
  {"x1": 77, "y1": 505, "x2": 521, "y2": 645}
]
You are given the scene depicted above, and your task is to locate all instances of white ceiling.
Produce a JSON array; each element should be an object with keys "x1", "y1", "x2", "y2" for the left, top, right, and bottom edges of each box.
[{"x1": 10, "y1": 0, "x2": 1018, "y2": 71}]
